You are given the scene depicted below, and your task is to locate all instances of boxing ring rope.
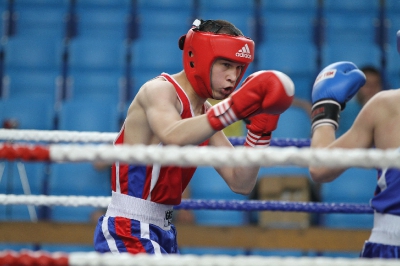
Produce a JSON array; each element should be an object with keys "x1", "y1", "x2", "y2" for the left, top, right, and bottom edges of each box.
[
  {"x1": 0, "y1": 142, "x2": 400, "y2": 168},
  {"x1": 0, "y1": 128, "x2": 311, "y2": 147},
  {"x1": 0, "y1": 194, "x2": 373, "y2": 213},
  {"x1": 2, "y1": 251, "x2": 400, "y2": 266},
  {"x1": 1, "y1": 129, "x2": 398, "y2": 266}
]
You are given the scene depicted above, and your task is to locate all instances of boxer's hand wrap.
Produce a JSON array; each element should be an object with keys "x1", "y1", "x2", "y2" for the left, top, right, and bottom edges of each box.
[
  {"x1": 244, "y1": 113, "x2": 279, "y2": 148},
  {"x1": 245, "y1": 131, "x2": 272, "y2": 148},
  {"x1": 207, "y1": 98, "x2": 238, "y2": 131},
  {"x1": 311, "y1": 100, "x2": 341, "y2": 132}
]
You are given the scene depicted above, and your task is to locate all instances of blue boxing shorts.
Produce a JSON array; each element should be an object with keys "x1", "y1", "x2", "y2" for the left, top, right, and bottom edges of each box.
[
  {"x1": 361, "y1": 241, "x2": 400, "y2": 258},
  {"x1": 93, "y1": 192, "x2": 179, "y2": 255},
  {"x1": 360, "y1": 212, "x2": 400, "y2": 258}
]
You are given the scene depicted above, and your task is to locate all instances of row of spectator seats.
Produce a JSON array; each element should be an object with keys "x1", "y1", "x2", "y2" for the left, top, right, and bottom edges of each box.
[{"x1": 1, "y1": 0, "x2": 399, "y2": 105}]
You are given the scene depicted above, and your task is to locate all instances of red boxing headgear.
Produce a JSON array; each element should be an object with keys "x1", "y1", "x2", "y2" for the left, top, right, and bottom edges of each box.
[{"x1": 179, "y1": 20, "x2": 255, "y2": 99}]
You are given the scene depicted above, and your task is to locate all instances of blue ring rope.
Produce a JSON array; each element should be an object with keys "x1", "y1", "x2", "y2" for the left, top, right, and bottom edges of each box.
[
  {"x1": 175, "y1": 199, "x2": 373, "y2": 214},
  {"x1": 229, "y1": 137, "x2": 310, "y2": 147}
]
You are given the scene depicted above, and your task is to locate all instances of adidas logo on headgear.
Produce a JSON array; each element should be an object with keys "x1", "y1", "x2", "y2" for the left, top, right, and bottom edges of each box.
[{"x1": 236, "y1": 44, "x2": 252, "y2": 59}]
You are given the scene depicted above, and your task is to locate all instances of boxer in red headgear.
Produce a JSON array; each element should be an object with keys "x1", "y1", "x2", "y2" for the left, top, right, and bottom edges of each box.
[{"x1": 94, "y1": 19, "x2": 294, "y2": 255}]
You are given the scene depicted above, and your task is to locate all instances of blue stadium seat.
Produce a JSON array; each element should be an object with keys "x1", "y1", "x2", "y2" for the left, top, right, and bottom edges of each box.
[
  {"x1": 264, "y1": 0, "x2": 316, "y2": 10},
  {"x1": 189, "y1": 166, "x2": 248, "y2": 226},
  {"x1": 70, "y1": 70, "x2": 122, "y2": 103},
  {"x1": 0, "y1": 202, "x2": 38, "y2": 221},
  {"x1": 75, "y1": 3, "x2": 126, "y2": 33},
  {"x1": 321, "y1": 167, "x2": 377, "y2": 229},
  {"x1": 0, "y1": 162, "x2": 47, "y2": 221},
  {"x1": 13, "y1": 1, "x2": 65, "y2": 31},
  {"x1": 0, "y1": 162, "x2": 46, "y2": 196},
  {"x1": 323, "y1": 10, "x2": 379, "y2": 68},
  {"x1": 77, "y1": 0, "x2": 129, "y2": 8},
  {"x1": 261, "y1": 10, "x2": 314, "y2": 42},
  {"x1": 49, "y1": 162, "x2": 110, "y2": 222},
  {"x1": 6, "y1": 69, "x2": 58, "y2": 100},
  {"x1": 258, "y1": 41, "x2": 316, "y2": 76},
  {"x1": 324, "y1": 0, "x2": 378, "y2": 11},
  {"x1": 325, "y1": 10, "x2": 376, "y2": 33},
  {"x1": 66, "y1": 5, "x2": 126, "y2": 104},
  {"x1": 0, "y1": 6, "x2": 5, "y2": 37},
  {"x1": 58, "y1": 99, "x2": 120, "y2": 132},
  {"x1": 6, "y1": 34, "x2": 61, "y2": 70},
  {"x1": 387, "y1": 0, "x2": 400, "y2": 11},
  {"x1": 323, "y1": 43, "x2": 380, "y2": 70},
  {"x1": 132, "y1": 38, "x2": 182, "y2": 74},
  {"x1": 69, "y1": 37, "x2": 124, "y2": 71},
  {"x1": 14, "y1": 0, "x2": 65, "y2": 7},
  {"x1": 5, "y1": 3, "x2": 64, "y2": 70},
  {"x1": 290, "y1": 75, "x2": 313, "y2": 101},
  {"x1": 139, "y1": 0, "x2": 192, "y2": 9},
  {"x1": 273, "y1": 106, "x2": 311, "y2": 139},
  {"x1": 139, "y1": 7, "x2": 192, "y2": 39},
  {"x1": 0, "y1": 97, "x2": 54, "y2": 130},
  {"x1": 258, "y1": 106, "x2": 311, "y2": 177},
  {"x1": 49, "y1": 163, "x2": 110, "y2": 197},
  {"x1": 256, "y1": 7, "x2": 316, "y2": 97}
]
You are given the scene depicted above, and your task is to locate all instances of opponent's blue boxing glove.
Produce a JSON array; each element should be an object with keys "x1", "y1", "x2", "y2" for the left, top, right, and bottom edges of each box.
[{"x1": 311, "y1": 61, "x2": 366, "y2": 132}]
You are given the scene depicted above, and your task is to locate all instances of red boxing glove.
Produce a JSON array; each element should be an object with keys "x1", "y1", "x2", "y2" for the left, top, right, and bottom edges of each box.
[
  {"x1": 244, "y1": 114, "x2": 280, "y2": 147},
  {"x1": 207, "y1": 70, "x2": 294, "y2": 131}
]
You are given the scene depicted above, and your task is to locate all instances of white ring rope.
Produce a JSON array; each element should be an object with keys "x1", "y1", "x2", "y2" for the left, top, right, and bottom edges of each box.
[
  {"x1": 2, "y1": 129, "x2": 399, "y2": 169},
  {"x1": 0, "y1": 194, "x2": 110, "y2": 207},
  {"x1": 0, "y1": 129, "x2": 116, "y2": 143},
  {"x1": 67, "y1": 253, "x2": 400, "y2": 266},
  {"x1": 47, "y1": 144, "x2": 400, "y2": 169}
]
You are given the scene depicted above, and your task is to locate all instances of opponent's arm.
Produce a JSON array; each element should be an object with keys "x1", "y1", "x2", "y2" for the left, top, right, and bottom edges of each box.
[{"x1": 309, "y1": 61, "x2": 367, "y2": 183}]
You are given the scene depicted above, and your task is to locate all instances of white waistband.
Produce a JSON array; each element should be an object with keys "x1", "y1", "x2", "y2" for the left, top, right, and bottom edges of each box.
[
  {"x1": 369, "y1": 212, "x2": 400, "y2": 246},
  {"x1": 106, "y1": 191, "x2": 174, "y2": 230}
]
